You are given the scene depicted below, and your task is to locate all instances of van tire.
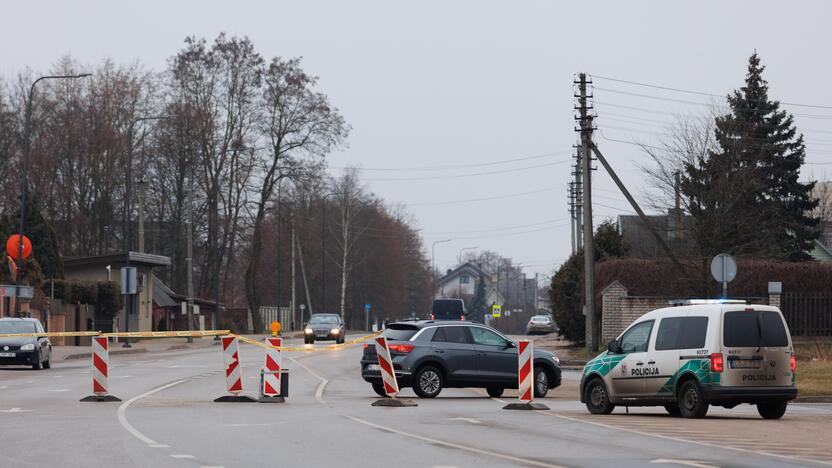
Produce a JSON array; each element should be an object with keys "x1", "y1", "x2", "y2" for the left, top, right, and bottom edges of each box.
[
  {"x1": 757, "y1": 401, "x2": 788, "y2": 419},
  {"x1": 584, "y1": 378, "x2": 615, "y2": 415},
  {"x1": 678, "y1": 380, "x2": 709, "y2": 418},
  {"x1": 664, "y1": 404, "x2": 681, "y2": 417}
]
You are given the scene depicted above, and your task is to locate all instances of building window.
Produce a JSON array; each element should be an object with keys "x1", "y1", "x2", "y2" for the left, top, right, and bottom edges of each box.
[{"x1": 460, "y1": 274, "x2": 470, "y2": 284}]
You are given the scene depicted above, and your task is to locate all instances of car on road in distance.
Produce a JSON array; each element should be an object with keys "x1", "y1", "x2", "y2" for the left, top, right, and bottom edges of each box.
[
  {"x1": 361, "y1": 320, "x2": 561, "y2": 398},
  {"x1": 304, "y1": 313, "x2": 346, "y2": 344},
  {"x1": 0, "y1": 317, "x2": 52, "y2": 370},
  {"x1": 526, "y1": 314, "x2": 556, "y2": 335},
  {"x1": 430, "y1": 298, "x2": 465, "y2": 321},
  {"x1": 580, "y1": 301, "x2": 797, "y2": 419}
]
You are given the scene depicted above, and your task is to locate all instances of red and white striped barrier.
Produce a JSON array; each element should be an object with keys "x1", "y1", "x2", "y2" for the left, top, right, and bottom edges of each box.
[
  {"x1": 222, "y1": 335, "x2": 243, "y2": 395},
  {"x1": 374, "y1": 336, "x2": 399, "y2": 397},
  {"x1": 517, "y1": 339, "x2": 534, "y2": 403},
  {"x1": 80, "y1": 337, "x2": 121, "y2": 401},
  {"x1": 262, "y1": 337, "x2": 282, "y2": 397}
]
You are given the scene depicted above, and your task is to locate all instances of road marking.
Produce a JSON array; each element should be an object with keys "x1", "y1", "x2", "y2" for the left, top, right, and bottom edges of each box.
[
  {"x1": 345, "y1": 415, "x2": 567, "y2": 468},
  {"x1": 0, "y1": 385, "x2": 10, "y2": 389},
  {"x1": 148, "y1": 444, "x2": 170, "y2": 448},
  {"x1": 289, "y1": 356, "x2": 328, "y2": 404},
  {"x1": 541, "y1": 412, "x2": 832, "y2": 466},
  {"x1": 650, "y1": 459, "x2": 718, "y2": 468},
  {"x1": 48, "y1": 388, "x2": 69, "y2": 392},
  {"x1": 0, "y1": 408, "x2": 29, "y2": 413},
  {"x1": 117, "y1": 378, "x2": 193, "y2": 445},
  {"x1": 448, "y1": 417, "x2": 482, "y2": 425},
  {"x1": 171, "y1": 454, "x2": 195, "y2": 459},
  {"x1": 224, "y1": 423, "x2": 280, "y2": 427}
]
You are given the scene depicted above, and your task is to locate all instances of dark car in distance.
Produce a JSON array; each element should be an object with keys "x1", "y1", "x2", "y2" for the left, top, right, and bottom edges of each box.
[
  {"x1": 430, "y1": 298, "x2": 466, "y2": 321},
  {"x1": 361, "y1": 320, "x2": 561, "y2": 398},
  {"x1": 304, "y1": 313, "x2": 346, "y2": 344},
  {"x1": 0, "y1": 318, "x2": 52, "y2": 370}
]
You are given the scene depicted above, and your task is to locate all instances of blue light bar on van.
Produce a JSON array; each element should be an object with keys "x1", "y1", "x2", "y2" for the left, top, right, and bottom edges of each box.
[{"x1": 668, "y1": 299, "x2": 748, "y2": 306}]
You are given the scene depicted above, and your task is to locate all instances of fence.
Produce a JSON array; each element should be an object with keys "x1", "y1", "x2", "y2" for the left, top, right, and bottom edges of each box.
[
  {"x1": 259, "y1": 306, "x2": 294, "y2": 332},
  {"x1": 781, "y1": 292, "x2": 832, "y2": 337}
]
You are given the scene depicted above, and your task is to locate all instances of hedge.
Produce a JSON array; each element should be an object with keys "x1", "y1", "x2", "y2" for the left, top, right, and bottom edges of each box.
[{"x1": 44, "y1": 279, "x2": 123, "y2": 318}]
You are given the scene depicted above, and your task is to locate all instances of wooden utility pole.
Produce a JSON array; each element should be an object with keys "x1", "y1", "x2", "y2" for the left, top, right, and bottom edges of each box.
[
  {"x1": 186, "y1": 172, "x2": 195, "y2": 343},
  {"x1": 576, "y1": 73, "x2": 598, "y2": 352},
  {"x1": 291, "y1": 222, "x2": 297, "y2": 330}
]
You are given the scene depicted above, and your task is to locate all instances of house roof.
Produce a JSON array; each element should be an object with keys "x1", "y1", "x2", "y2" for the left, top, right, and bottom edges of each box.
[
  {"x1": 437, "y1": 262, "x2": 491, "y2": 285},
  {"x1": 64, "y1": 251, "x2": 171, "y2": 269},
  {"x1": 151, "y1": 276, "x2": 224, "y2": 310},
  {"x1": 812, "y1": 239, "x2": 832, "y2": 262}
]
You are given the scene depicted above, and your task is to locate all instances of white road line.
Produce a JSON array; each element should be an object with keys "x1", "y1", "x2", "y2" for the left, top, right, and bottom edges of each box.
[
  {"x1": 171, "y1": 454, "x2": 195, "y2": 459},
  {"x1": 448, "y1": 417, "x2": 482, "y2": 425},
  {"x1": 148, "y1": 444, "x2": 170, "y2": 448},
  {"x1": 650, "y1": 459, "x2": 718, "y2": 468},
  {"x1": 345, "y1": 415, "x2": 567, "y2": 468},
  {"x1": 48, "y1": 388, "x2": 69, "y2": 392},
  {"x1": 544, "y1": 412, "x2": 832, "y2": 467},
  {"x1": 117, "y1": 378, "x2": 193, "y2": 445},
  {"x1": 0, "y1": 408, "x2": 29, "y2": 413},
  {"x1": 289, "y1": 356, "x2": 328, "y2": 404}
]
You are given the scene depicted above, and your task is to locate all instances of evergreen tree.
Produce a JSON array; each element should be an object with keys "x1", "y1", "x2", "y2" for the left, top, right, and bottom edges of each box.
[
  {"x1": 682, "y1": 52, "x2": 819, "y2": 260},
  {"x1": 468, "y1": 274, "x2": 488, "y2": 323},
  {"x1": 0, "y1": 195, "x2": 65, "y2": 281}
]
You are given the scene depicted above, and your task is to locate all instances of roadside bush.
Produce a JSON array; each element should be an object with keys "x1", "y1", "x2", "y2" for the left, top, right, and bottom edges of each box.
[{"x1": 95, "y1": 281, "x2": 122, "y2": 318}]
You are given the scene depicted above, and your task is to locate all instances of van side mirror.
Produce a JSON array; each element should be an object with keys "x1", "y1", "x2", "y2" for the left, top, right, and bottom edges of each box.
[{"x1": 607, "y1": 339, "x2": 622, "y2": 354}]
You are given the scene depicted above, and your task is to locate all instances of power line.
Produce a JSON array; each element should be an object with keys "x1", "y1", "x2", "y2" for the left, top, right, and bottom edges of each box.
[
  {"x1": 408, "y1": 186, "x2": 556, "y2": 206},
  {"x1": 331, "y1": 150, "x2": 572, "y2": 172},
  {"x1": 593, "y1": 74, "x2": 832, "y2": 111},
  {"x1": 365, "y1": 159, "x2": 572, "y2": 181}
]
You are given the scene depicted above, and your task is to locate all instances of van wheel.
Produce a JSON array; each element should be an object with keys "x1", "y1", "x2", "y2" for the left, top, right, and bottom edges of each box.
[
  {"x1": 664, "y1": 404, "x2": 681, "y2": 417},
  {"x1": 372, "y1": 383, "x2": 389, "y2": 398},
  {"x1": 678, "y1": 380, "x2": 709, "y2": 418},
  {"x1": 413, "y1": 365, "x2": 443, "y2": 398},
  {"x1": 757, "y1": 401, "x2": 788, "y2": 419},
  {"x1": 486, "y1": 386, "x2": 504, "y2": 398},
  {"x1": 584, "y1": 378, "x2": 615, "y2": 414}
]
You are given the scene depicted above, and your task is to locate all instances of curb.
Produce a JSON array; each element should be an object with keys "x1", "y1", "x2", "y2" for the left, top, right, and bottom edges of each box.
[
  {"x1": 795, "y1": 396, "x2": 832, "y2": 403},
  {"x1": 63, "y1": 348, "x2": 148, "y2": 361}
]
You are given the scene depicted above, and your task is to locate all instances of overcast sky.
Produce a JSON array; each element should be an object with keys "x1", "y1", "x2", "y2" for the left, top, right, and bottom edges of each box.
[{"x1": 3, "y1": 1, "x2": 832, "y2": 280}]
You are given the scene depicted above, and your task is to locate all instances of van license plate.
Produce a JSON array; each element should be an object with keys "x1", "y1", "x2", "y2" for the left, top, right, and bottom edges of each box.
[
  {"x1": 730, "y1": 359, "x2": 761, "y2": 369},
  {"x1": 0, "y1": 352, "x2": 15, "y2": 357}
]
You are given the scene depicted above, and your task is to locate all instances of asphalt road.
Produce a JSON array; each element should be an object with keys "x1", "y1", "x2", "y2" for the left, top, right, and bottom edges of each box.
[{"x1": 1, "y1": 335, "x2": 831, "y2": 468}]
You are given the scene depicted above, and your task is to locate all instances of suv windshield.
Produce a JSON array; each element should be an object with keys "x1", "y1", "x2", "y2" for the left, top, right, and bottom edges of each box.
[
  {"x1": 383, "y1": 324, "x2": 419, "y2": 341},
  {"x1": 723, "y1": 310, "x2": 789, "y2": 348},
  {"x1": 309, "y1": 315, "x2": 339, "y2": 325},
  {"x1": 0, "y1": 321, "x2": 37, "y2": 334}
]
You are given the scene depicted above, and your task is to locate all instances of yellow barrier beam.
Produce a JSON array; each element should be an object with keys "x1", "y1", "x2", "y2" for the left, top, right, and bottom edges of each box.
[
  {"x1": 102, "y1": 330, "x2": 231, "y2": 338},
  {"x1": 0, "y1": 331, "x2": 102, "y2": 338},
  {"x1": 235, "y1": 331, "x2": 382, "y2": 352}
]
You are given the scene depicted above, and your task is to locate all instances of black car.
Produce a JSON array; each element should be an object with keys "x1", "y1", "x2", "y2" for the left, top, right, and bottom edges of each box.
[
  {"x1": 361, "y1": 321, "x2": 561, "y2": 398},
  {"x1": 430, "y1": 298, "x2": 466, "y2": 321},
  {"x1": 304, "y1": 313, "x2": 346, "y2": 344},
  {"x1": 0, "y1": 318, "x2": 52, "y2": 370}
]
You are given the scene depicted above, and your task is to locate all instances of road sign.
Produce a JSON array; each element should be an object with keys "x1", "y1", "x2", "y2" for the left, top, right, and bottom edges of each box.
[
  {"x1": 710, "y1": 253, "x2": 737, "y2": 298},
  {"x1": 120, "y1": 267, "x2": 137, "y2": 295},
  {"x1": 6, "y1": 235, "x2": 32, "y2": 260},
  {"x1": 364, "y1": 303, "x2": 371, "y2": 312},
  {"x1": 491, "y1": 304, "x2": 502, "y2": 318},
  {"x1": 299, "y1": 304, "x2": 306, "y2": 310}
]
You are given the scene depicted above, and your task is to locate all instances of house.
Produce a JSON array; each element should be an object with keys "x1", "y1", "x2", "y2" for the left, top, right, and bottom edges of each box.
[
  {"x1": 436, "y1": 262, "x2": 505, "y2": 306},
  {"x1": 64, "y1": 252, "x2": 170, "y2": 333},
  {"x1": 152, "y1": 276, "x2": 223, "y2": 331}
]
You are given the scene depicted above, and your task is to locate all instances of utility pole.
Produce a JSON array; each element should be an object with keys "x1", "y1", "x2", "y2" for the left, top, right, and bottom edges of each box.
[
  {"x1": 186, "y1": 170, "x2": 195, "y2": 343},
  {"x1": 291, "y1": 222, "x2": 297, "y2": 329},
  {"x1": 576, "y1": 72, "x2": 598, "y2": 352},
  {"x1": 568, "y1": 181, "x2": 576, "y2": 255},
  {"x1": 573, "y1": 144, "x2": 583, "y2": 251},
  {"x1": 321, "y1": 198, "x2": 326, "y2": 312},
  {"x1": 296, "y1": 235, "x2": 314, "y2": 316}
]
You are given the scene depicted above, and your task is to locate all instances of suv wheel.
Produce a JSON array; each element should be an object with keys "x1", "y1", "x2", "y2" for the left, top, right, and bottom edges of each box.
[
  {"x1": 413, "y1": 365, "x2": 443, "y2": 398},
  {"x1": 584, "y1": 378, "x2": 615, "y2": 414},
  {"x1": 757, "y1": 401, "x2": 788, "y2": 419},
  {"x1": 678, "y1": 380, "x2": 709, "y2": 418},
  {"x1": 372, "y1": 382, "x2": 389, "y2": 398},
  {"x1": 664, "y1": 404, "x2": 681, "y2": 417},
  {"x1": 486, "y1": 386, "x2": 504, "y2": 398},
  {"x1": 533, "y1": 367, "x2": 549, "y2": 398}
]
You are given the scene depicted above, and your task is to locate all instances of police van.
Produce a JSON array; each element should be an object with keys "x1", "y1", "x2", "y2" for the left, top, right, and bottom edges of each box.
[{"x1": 580, "y1": 301, "x2": 797, "y2": 419}]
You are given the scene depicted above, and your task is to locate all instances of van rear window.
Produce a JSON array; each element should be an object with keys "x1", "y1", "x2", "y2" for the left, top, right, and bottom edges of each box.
[{"x1": 723, "y1": 311, "x2": 789, "y2": 348}]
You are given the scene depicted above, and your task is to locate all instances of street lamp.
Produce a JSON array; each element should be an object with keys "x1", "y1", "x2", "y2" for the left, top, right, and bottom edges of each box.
[
  {"x1": 14, "y1": 73, "x2": 91, "y2": 317},
  {"x1": 457, "y1": 246, "x2": 478, "y2": 265},
  {"x1": 431, "y1": 239, "x2": 452, "y2": 298}
]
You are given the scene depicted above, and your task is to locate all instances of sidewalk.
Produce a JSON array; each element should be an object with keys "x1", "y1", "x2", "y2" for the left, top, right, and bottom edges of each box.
[{"x1": 53, "y1": 331, "x2": 308, "y2": 361}]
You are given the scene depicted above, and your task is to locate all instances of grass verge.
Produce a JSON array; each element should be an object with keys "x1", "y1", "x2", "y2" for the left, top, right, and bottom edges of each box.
[{"x1": 797, "y1": 360, "x2": 832, "y2": 396}]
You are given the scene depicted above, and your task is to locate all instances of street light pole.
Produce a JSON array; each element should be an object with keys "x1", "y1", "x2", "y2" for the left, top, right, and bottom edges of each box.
[
  {"x1": 431, "y1": 239, "x2": 452, "y2": 298},
  {"x1": 14, "y1": 73, "x2": 91, "y2": 317},
  {"x1": 457, "y1": 246, "x2": 478, "y2": 266}
]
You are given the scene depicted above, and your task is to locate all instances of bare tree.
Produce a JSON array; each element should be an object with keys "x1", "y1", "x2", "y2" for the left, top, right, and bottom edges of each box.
[
  {"x1": 244, "y1": 56, "x2": 348, "y2": 332},
  {"x1": 330, "y1": 168, "x2": 371, "y2": 320}
]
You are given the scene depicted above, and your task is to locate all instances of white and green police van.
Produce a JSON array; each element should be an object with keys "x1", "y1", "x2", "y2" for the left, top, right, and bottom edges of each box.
[{"x1": 580, "y1": 301, "x2": 797, "y2": 419}]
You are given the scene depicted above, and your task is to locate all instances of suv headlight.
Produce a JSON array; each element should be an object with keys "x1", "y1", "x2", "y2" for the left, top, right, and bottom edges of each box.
[
  {"x1": 20, "y1": 343, "x2": 35, "y2": 351},
  {"x1": 304, "y1": 328, "x2": 313, "y2": 334},
  {"x1": 331, "y1": 328, "x2": 340, "y2": 334}
]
